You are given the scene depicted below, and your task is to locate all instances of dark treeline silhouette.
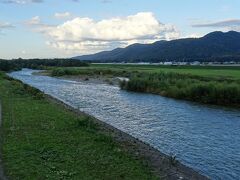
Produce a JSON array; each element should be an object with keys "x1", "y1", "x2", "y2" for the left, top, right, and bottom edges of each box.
[{"x1": 0, "y1": 58, "x2": 88, "y2": 71}]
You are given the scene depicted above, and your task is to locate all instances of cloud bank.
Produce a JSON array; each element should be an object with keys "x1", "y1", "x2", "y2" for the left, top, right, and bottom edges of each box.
[
  {"x1": 54, "y1": 12, "x2": 72, "y2": 19},
  {"x1": 192, "y1": 19, "x2": 240, "y2": 32},
  {"x1": 1, "y1": 0, "x2": 106, "y2": 4},
  {"x1": 1, "y1": 0, "x2": 43, "y2": 4},
  {"x1": 27, "y1": 12, "x2": 180, "y2": 54}
]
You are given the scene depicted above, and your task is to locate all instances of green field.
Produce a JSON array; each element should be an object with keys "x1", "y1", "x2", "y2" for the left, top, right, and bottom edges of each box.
[
  {"x1": 49, "y1": 64, "x2": 240, "y2": 107},
  {"x1": 0, "y1": 72, "x2": 157, "y2": 179},
  {"x1": 51, "y1": 64, "x2": 240, "y2": 80},
  {"x1": 90, "y1": 64, "x2": 240, "y2": 80}
]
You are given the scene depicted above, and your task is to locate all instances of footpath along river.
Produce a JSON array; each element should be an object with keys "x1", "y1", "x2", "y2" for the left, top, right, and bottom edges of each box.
[{"x1": 9, "y1": 69, "x2": 240, "y2": 179}]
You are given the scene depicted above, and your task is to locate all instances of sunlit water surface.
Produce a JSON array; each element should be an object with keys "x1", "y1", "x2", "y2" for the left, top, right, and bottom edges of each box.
[{"x1": 9, "y1": 69, "x2": 240, "y2": 179}]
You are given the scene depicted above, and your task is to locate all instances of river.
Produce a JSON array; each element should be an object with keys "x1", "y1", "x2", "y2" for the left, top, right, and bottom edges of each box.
[{"x1": 8, "y1": 69, "x2": 240, "y2": 179}]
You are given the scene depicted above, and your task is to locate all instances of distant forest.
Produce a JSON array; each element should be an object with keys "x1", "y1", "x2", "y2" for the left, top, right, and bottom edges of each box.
[{"x1": 0, "y1": 58, "x2": 89, "y2": 71}]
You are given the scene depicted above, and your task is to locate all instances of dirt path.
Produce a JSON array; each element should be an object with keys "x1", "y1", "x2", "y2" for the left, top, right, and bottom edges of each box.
[{"x1": 0, "y1": 102, "x2": 7, "y2": 180}]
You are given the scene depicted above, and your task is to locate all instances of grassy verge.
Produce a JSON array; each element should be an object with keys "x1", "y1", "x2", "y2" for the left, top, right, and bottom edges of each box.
[
  {"x1": 49, "y1": 64, "x2": 240, "y2": 107},
  {"x1": 0, "y1": 72, "x2": 157, "y2": 179}
]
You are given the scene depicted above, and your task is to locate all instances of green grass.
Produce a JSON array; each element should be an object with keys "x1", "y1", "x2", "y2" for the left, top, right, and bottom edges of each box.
[
  {"x1": 50, "y1": 64, "x2": 240, "y2": 80},
  {"x1": 90, "y1": 64, "x2": 240, "y2": 80},
  {"x1": 0, "y1": 72, "x2": 157, "y2": 179}
]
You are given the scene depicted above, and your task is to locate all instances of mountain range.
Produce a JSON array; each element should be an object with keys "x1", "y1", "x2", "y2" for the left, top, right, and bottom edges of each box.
[{"x1": 73, "y1": 31, "x2": 240, "y2": 63}]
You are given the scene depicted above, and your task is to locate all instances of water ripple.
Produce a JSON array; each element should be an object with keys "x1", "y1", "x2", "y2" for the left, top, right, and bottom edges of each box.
[{"x1": 8, "y1": 69, "x2": 240, "y2": 180}]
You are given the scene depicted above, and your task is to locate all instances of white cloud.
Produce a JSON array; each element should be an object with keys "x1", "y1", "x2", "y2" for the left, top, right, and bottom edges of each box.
[
  {"x1": 48, "y1": 12, "x2": 179, "y2": 41},
  {"x1": 54, "y1": 12, "x2": 72, "y2": 19},
  {"x1": 25, "y1": 16, "x2": 55, "y2": 33},
  {"x1": 25, "y1": 16, "x2": 41, "y2": 25},
  {"x1": 0, "y1": 22, "x2": 14, "y2": 29},
  {"x1": 27, "y1": 12, "x2": 180, "y2": 54},
  {"x1": 0, "y1": 21, "x2": 14, "y2": 34},
  {"x1": 181, "y1": 33, "x2": 202, "y2": 39},
  {"x1": 46, "y1": 41, "x2": 111, "y2": 54},
  {"x1": 192, "y1": 19, "x2": 240, "y2": 28},
  {"x1": 1, "y1": 0, "x2": 43, "y2": 4}
]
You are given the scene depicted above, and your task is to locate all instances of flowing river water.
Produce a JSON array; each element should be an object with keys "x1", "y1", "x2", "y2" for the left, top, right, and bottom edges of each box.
[{"x1": 8, "y1": 69, "x2": 240, "y2": 179}]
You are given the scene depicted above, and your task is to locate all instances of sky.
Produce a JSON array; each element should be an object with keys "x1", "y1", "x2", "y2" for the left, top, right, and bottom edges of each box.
[{"x1": 0, "y1": 0, "x2": 240, "y2": 59}]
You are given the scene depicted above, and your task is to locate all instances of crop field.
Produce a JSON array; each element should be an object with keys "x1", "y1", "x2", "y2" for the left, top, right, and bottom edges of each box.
[{"x1": 90, "y1": 64, "x2": 240, "y2": 79}]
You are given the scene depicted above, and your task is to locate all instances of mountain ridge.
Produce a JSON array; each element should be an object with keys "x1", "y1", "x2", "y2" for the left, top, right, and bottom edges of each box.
[{"x1": 73, "y1": 31, "x2": 240, "y2": 62}]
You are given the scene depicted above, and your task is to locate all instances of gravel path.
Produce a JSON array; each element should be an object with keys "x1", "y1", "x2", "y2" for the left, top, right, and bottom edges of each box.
[{"x1": 0, "y1": 102, "x2": 7, "y2": 180}]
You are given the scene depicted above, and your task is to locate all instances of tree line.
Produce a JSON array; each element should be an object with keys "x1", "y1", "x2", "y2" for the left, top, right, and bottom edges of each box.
[{"x1": 0, "y1": 58, "x2": 88, "y2": 71}]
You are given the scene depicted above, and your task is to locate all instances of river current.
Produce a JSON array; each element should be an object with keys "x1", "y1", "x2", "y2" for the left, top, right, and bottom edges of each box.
[{"x1": 9, "y1": 69, "x2": 240, "y2": 179}]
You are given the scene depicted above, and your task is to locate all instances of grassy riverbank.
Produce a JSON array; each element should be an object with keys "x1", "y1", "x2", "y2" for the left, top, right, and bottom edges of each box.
[
  {"x1": 120, "y1": 72, "x2": 240, "y2": 107},
  {"x1": 0, "y1": 72, "x2": 157, "y2": 179},
  {"x1": 49, "y1": 64, "x2": 240, "y2": 107}
]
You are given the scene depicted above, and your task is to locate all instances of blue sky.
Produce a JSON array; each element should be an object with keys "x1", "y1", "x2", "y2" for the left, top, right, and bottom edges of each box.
[{"x1": 0, "y1": 0, "x2": 240, "y2": 59}]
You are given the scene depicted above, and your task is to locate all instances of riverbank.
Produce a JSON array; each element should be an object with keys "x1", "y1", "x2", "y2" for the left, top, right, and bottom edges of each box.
[
  {"x1": 49, "y1": 65, "x2": 240, "y2": 108},
  {"x1": 0, "y1": 72, "x2": 208, "y2": 179},
  {"x1": 0, "y1": 72, "x2": 156, "y2": 179},
  {"x1": 46, "y1": 95, "x2": 208, "y2": 180},
  {"x1": 59, "y1": 75, "x2": 121, "y2": 86}
]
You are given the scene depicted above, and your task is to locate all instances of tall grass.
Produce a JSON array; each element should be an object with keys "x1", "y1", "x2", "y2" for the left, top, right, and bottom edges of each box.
[
  {"x1": 51, "y1": 67, "x2": 133, "y2": 77},
  {"x1": 120, "y1": 72, "x2": 240, "y2": 107}
]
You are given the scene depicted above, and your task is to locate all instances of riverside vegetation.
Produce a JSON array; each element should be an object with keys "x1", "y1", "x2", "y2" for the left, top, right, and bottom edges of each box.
[
  {"x1": 0, "y1": 72, "x2": 158, "y2": 179},
  {"x1": 120, "y1": 72, "x2": 240, "y2": 106},
  {"x1": 0, "y1": 58, "x2": 88, "y2": 71},
  {"x1": 50, "y1": 64, "x2": 240, "y2": 107}
]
